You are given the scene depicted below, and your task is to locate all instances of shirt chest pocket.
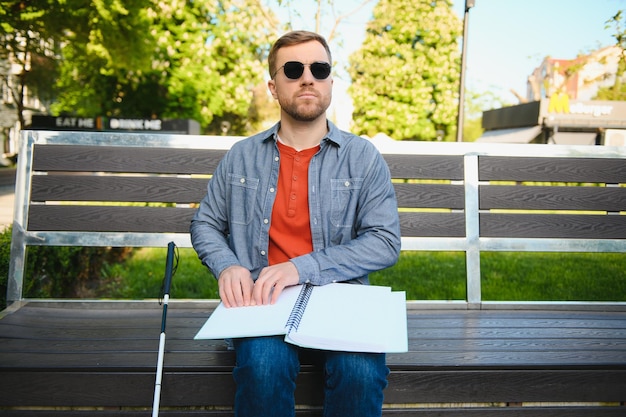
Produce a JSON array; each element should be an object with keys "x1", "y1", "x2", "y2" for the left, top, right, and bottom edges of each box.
[
  {"x1": 228, "y1": 173, "x2": 259, "y2": 225},
  {"x1": 330, "y1": 178, "x2": 363, "y2": 228}
]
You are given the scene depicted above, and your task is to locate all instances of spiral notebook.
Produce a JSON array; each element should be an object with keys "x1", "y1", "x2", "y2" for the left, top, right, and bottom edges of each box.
[{"x1": 194, "y1": 283, "x2": 408, "y2": 353}]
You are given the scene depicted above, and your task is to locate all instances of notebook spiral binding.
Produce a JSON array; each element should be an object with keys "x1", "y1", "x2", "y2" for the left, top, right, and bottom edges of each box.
[{"x1": 285, "y1": 284, "x2": 313, "y2": 333}]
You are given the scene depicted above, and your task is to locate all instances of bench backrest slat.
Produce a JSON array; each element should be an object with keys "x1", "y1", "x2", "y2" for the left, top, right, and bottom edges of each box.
[
  {"x1": 31, "y1": 175, "x2": 209, "y2": 203},
  {"x1": 400, "y1": 212, "x2": 466, "y2": 238},
  {"x1": 481, "y1": 213, "x2": 626, "y2": 239},
  {"x1": 479, "y1": 156, "x2": 626, "y2": 183},
  {"x1": 33, "y1": 144, "x2": 227, "y2": 174},
  {"x1": 384, "y1": 154, "x2": 464, "y2": 180},
  {"x1": 28, "y1": 205, "x2": 196, "y2": 233},
  {"x1": 480, "y1": 186, "x2": 626, "y2": 212},
  {"x1": 394, "y1": 183, "x2": 465, "y2": 209}
]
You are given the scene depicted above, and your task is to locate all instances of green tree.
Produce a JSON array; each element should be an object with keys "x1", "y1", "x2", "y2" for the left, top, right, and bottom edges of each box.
[
  {"x1": 0, "y1": 0, "x2": 67, "y2": 130},
  {"x1": 51, "y1": 0, "x2": 277, "y2": 135},
  {"x1": 1, "y1": 0, "x2": 158, "y2": 127},
  {"x1": 156, "y1": 0, "x2": 277, "y2": 134},
  {"x1": 595, "y1": 10, "x2": 626, "y2": 101},
  {"x1": 49, "y1": 0, "x2": 156, "y2": 117},
  {"x1": 461, "y1": 89, "x2": 512, "y2": 142},
  {"x1": 348, "y1": 0, "x2": 462, "y2": 141}
]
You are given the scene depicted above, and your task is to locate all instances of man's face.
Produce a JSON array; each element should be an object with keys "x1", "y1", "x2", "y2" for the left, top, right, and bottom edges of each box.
[{"x1": 268, "y1": 40, "x2": 333, "y2": 122}]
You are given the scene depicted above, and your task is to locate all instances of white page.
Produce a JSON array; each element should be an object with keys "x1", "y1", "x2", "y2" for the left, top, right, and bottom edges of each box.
[
  {"x1": 285, "y1": 284, "x2": 407, "y2": 353},
  {"x1": 383, "y1": 291, "x2": 408, "y2": 352},
  {"x1": 194, "y1": 284, "x2": 303, "y2": 340}
]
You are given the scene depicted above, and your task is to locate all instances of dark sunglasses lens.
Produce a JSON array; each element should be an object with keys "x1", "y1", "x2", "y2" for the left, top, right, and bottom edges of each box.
[
  {"x1": 282, "y1": 62, "x2": 331, "y2": 80},
  {"x1": 310, "y1": 62, "x2": 331, "y2": 79},
  {"x1": 283, "y1": 62, "x2": 305, "y2": 79}
]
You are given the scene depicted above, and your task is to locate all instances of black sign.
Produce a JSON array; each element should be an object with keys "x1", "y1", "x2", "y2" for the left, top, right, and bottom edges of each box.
[{"x1": 29, "y1": 115, "x2": 200, "y2": 134}]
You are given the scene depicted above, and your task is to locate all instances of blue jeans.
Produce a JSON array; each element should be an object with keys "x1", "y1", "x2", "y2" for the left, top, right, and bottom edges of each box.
[{"x1": 232, "y1": 336, "x2": 389, "y2": 417}]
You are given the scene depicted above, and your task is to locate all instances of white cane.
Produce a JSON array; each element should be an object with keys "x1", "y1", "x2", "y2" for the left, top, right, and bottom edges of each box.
[{"x1": 152, "y1": 241, "x2": 177, "y2": 417}]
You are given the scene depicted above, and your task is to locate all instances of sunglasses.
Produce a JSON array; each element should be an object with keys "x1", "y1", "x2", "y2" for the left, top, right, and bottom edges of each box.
[{"x1": 273, "y1": 61, "x2": 332, "y2": 80}]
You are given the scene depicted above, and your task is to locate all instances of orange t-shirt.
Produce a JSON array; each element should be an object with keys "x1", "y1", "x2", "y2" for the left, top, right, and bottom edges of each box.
[{"x1": 268, "y1": 141, "x2": 320, "y2": 265}]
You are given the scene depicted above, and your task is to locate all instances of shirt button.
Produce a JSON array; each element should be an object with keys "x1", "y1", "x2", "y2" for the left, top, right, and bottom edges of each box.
[
  {"x1": 240, "y1": 178, "x2": 246, "y2": 184},
  {"x1": 274, "y1": 156, "x2": 279, "y2": 162},
  {"x1": 344, "y1": 181, "x2": 350, "y2": 187},
  {"x1": 261, "y1": 250, "x2": 266, "y2": 256},
  {"x1": 263, "y1": 218, "x2": 269, "y2": 224},
  {"x1": 270, "y1": 187, "x2": 275, "y2": 193}
]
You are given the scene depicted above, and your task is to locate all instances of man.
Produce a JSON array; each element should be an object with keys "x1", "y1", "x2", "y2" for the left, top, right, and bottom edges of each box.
[{"x1": 191, "y1": 30, "x2": 401, "y2": 417}]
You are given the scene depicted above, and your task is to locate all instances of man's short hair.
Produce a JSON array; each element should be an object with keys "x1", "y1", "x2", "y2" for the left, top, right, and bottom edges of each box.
[{"x1": 268, "y1": 30, "x2": 332, "y2": 79}]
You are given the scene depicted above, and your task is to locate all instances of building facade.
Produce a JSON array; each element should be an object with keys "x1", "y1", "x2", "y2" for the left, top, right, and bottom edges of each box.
[
  {"x1": 478, "y1": 45, "x2": 625, "y2": 145},
  {"x1": 479, "y1": 98, "x2": 626, "y2": 145},
  {"x1": 527, "y1": 45, "x2": 622, "y2": 102}
]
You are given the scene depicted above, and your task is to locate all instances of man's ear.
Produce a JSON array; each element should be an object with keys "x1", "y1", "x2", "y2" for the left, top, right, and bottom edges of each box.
[{"x1": 268, "y1": 79, "x2": 278, "y2": 100}]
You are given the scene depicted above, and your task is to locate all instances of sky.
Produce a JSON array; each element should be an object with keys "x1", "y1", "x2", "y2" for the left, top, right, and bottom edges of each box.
[
  {"x1": 274, "y1": 0, "x2": 623, "y2": 105},
  {"x1": 454, "y1": 0, "x2": 622, "y2": 103}
]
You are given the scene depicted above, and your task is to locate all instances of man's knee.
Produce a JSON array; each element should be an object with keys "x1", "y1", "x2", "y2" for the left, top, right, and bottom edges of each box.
[
  {"x1": 233, "y1": 336, "x2": 300, "y2": 385},
  {"x1": 324, "y1": 352, "x2": 389, "y2": 390}
]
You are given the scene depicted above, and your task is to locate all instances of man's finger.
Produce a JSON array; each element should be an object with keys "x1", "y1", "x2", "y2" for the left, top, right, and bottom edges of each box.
[
  {"x1": 219, "y1": 280, "x2": 233, "y2": 308},
  {"x1": 241, "y1": 276, "x2": 253, "y2": 306},
  {"x1": 270, "y1": 282, "x2": 285, "y2": 305}
]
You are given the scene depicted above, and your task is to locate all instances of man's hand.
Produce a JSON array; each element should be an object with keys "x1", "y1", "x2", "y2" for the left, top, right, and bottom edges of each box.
[
  {"x1": 253, "y1": 261, "x2": 300, "y2": 305},
  {"x1": 218, "y1": 265, "x2": 254, "y2": 308}
]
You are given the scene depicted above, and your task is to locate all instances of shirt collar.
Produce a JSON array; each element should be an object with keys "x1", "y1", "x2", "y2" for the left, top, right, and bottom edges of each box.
[{"x1": 261, "y1": 120, "x2": 344, "y2": 148}]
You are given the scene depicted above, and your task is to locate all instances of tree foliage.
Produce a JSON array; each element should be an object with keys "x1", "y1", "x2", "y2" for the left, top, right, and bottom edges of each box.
[
  {"x1": 50, "y1": 0, "x2": 157, "y2": 117},
  {"x1": 1, "y1": 0, "x2": 471, "y2": 137},
  {"x1": 348, "y1": 0, "x2": 462, "y2": 141},
  {"x1": 50, "y1": 0, "x2": 277, "y2": 134},
  {"x1": 595, "y1": 9, "x2": 626, "y2": 101},
  {"x1": 0, "y1": 0, "x2": 66, "y2": 129}
]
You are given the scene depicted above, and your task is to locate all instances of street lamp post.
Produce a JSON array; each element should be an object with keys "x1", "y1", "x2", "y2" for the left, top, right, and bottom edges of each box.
[{"x1": 456, "y1": 0, "x2": 474, "y2": 142}]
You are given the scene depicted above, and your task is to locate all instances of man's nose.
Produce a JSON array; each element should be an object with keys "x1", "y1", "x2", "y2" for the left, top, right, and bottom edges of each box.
[{"x1": 300, "y1": 66, "x2": 316, "y2": 83}]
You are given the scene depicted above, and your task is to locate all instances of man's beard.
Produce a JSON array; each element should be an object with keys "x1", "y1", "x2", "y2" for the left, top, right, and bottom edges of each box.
[{"x1": 279, "y1": 94, "x2": 330, "y2": 122}]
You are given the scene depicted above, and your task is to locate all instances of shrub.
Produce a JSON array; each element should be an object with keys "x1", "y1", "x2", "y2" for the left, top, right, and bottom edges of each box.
[
  {"x1": 22, "y1": 246, "x2": 134, "y2": 299},
  {"x1": 0, "y1": 224, "x2": 134, "y2": 309},
  {"x1": 0, "y1": 226, "x2": 11, "y2": 310}
]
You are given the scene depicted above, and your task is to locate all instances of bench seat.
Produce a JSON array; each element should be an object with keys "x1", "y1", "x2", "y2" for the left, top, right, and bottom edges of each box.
[{"x1": 1, "y1": 301, "x2": 625, "y2": 416}]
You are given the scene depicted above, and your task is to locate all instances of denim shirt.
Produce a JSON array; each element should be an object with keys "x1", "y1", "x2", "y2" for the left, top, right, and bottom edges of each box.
[{"x1": 190, "y1": 120, "x2": 401, "y2": 286}]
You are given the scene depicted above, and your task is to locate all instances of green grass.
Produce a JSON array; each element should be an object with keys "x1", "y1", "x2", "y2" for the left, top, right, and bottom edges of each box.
[
  {"x1": 480, "y1": 252, "x2": 626, "y2": 302},
  {"x1": 102, "y1": 247, "x2": 219, "y2": 299},
  {"x1": 370, "y1": 252, "x2": 467, "y2": 300},
  {"x1": 99, "y1": 248, "x2": 626, "y2": 302}
]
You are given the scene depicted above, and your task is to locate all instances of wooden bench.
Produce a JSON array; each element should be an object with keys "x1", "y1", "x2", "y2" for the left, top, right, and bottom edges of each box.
[{"x1": 1, "y1": 129, "x2": 626, "y2": 416}]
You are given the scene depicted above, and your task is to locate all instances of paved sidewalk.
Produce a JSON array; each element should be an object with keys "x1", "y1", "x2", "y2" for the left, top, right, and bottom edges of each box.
[
  {"x1": 0, "y1": 186, "x2": 14, "y2": 230},
  {"x1": 0, "y1": 169, "x2": 16, "y2": 230}
]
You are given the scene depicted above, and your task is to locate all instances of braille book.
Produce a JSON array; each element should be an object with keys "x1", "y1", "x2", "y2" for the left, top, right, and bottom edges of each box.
[{"x1": 194, "y1": 283, "x2": 408, "y2": 353}]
